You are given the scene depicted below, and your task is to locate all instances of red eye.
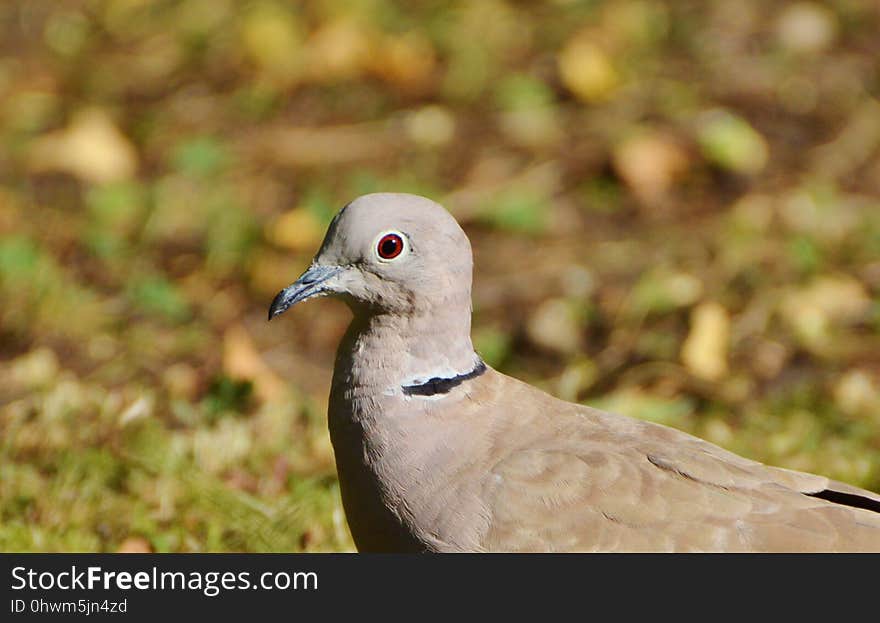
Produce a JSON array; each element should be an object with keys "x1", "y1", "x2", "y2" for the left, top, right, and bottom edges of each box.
[{"x1": 377, "y1": 233, "x2": 404, "y2": 259}]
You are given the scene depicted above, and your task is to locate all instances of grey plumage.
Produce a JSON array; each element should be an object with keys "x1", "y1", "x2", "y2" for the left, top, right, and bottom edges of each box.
[{"x1": 269, "y1": 192, "x2": 880, "y2": 552}]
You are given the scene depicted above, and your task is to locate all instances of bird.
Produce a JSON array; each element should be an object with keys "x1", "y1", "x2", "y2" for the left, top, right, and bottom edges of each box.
[{"x1": 268, "y1": 192, "x2": 880, "y2": 552}]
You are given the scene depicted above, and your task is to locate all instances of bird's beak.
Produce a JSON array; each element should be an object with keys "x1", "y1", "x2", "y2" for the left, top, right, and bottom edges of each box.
[{"x1": 268, "y1": 264, "x2": 341, "y2": 320}]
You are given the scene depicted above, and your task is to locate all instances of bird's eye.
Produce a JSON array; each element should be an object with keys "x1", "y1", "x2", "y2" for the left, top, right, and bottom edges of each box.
[{"x1": 376, "y1": 233, "x2": 404, "y2": 260}]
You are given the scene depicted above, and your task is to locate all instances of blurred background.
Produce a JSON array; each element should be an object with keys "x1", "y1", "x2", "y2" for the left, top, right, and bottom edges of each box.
[{"x1": 2, "y1": 0, "x2": 880, "y2": 552}]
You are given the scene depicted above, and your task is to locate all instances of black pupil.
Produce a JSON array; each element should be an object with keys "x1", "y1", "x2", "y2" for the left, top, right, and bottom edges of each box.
[{"x1": 380, "y1": 236, "x2": 400, "y2": 257}]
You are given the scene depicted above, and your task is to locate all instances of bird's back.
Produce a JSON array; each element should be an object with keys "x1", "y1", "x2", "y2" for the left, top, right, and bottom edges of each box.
[{"x1": 472, "y1": 368, "x2": 880, "y2": 552}]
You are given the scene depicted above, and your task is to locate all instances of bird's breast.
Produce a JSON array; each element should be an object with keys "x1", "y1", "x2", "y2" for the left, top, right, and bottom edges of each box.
[{"x1": 327, "y1": 383, "x2": 493, "y2": 552}]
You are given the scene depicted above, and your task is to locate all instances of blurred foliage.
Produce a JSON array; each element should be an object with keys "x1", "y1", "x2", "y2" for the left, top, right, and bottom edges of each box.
[{"x1": 2, "y1": 0, "x2": 880, "y2": 552}]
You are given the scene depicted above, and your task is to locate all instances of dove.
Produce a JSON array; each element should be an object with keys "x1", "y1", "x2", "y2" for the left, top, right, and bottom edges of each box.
[{"x1": 269, "y1": 192, "x2": 880, "y2": 552}]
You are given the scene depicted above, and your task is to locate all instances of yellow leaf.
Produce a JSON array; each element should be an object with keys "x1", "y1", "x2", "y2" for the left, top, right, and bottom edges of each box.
[
  {"x1": 240, "y1": 3, "x2": 304, "y2": 84},
  {"x1": 267, "y1": 208, "x2": 324, "y2": 252},
  {"x1": 612, "y1": 130, "x2": 689, "y2": 204},
  {"x1": 558, "y1": 35, "x2": 619, "y2": 103},
  {"x1": 682, "y1": 301, "x2": 730, "y2": 381},
  {"x1": 28, "y1": 108, "x2": 137, "y2": 183},
  {"x1": 223, "y1": 325, "x2": 286, "y2": 404},
  {"x1": 117, "y1": 537, "x2": 152, "y2": 553}
]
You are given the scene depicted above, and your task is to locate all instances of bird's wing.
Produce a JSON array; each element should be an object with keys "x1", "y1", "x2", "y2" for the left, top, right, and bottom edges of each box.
[{"x1": 476, "y1": 373, "x2": 880, "y2": 552}]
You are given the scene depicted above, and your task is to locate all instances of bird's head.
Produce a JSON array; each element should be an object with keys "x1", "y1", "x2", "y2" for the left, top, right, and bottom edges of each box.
[{"x1": 268, "y1": 193, "x2": 474, "y2": 320}]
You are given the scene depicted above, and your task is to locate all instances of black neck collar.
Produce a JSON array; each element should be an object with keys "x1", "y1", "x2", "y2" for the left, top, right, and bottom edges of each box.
[{"x1": 401, "y1": 360, "x2": 487, "y2": 397}]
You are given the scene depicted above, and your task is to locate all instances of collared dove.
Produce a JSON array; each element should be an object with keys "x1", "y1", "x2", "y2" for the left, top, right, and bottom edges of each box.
[{"x1": 269, "y1": 192, "x2": 880, "y2": 552}]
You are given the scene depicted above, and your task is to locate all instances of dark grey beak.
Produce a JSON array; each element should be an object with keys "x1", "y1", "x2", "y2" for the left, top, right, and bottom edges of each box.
[{"x1": 268, "y1": 265, "x2": 341, "y2": 320}]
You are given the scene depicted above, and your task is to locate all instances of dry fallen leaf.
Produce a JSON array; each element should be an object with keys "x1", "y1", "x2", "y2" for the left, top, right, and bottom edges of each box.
[
  {"x1": 682, "y1": 301, "x2": 731, "y2": 381},
  {"x1": 369, "y1": 31, "x2": 437, "y2": 92},
  {"x1": 9, "y1": 347, "x2": 60, "y2": 390},
  {"x1": 223, "y1": 324, "x2": 287, "y2": 404},
  {"x1": 612, "y1": 130, "x2": 690, "y2": 205},
  {"x1": 834, "y1": 369, "x2": 880, "y2": 419},
  {"x1": 28, "y1": 108, "x2": 138, "y2": 183},
  {"x1": 526, "y1": 298, "x2": 582, "y2": 356},
  {"x1": 306, "y1": 17, "x2": 374, "y2": 82},
  {"x1": 240, "y1": 2, "x2": 305, "y2": 85},
  {"x1": 117, "y1": 536, "x2": 152, "y2": 553},
  {"x1": 267, "y1": 207, "x2": 324, "y2": 252},
  {"x1": 776, "y1": 2, "x2": 837, "y2": 54},
  {"x1": 405, "y1": 105, "x2": 456, "y2": 147},
  {"x1": 557, "y1": 34, "x2": 619, "y2": 103},
  {"x1": 779, "y1": 274, "x2": 871, "y2": 353}
]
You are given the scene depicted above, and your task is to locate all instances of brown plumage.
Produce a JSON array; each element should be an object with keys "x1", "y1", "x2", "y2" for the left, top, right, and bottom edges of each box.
[{"x1": 269, "y1": 192, "x2": 880, "y2": 552}]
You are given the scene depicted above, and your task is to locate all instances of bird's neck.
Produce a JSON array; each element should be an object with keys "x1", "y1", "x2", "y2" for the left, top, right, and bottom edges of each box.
[
  {"x1": 326, "y1": 303, "x2": 488, "y2": 553},
  {"x1": 332, "y1": 306, "x2": 478, "y2": 399}
]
